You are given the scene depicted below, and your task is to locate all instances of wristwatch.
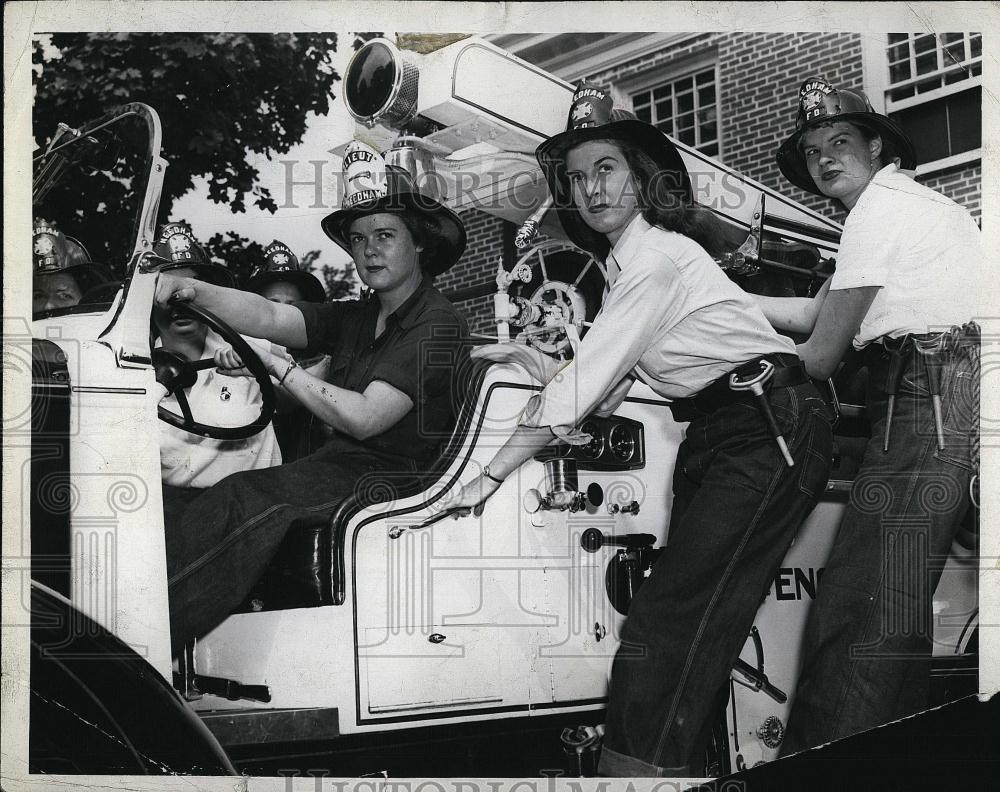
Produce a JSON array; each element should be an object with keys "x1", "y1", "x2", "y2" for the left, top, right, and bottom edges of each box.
[{"x1": 483, "y1": 465, "x2": 504, "y2": 484}]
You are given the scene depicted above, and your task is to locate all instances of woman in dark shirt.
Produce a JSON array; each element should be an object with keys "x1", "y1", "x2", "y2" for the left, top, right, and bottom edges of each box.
[{"x1": 154, "y1": 143, "x2": 468, "y2": 650}]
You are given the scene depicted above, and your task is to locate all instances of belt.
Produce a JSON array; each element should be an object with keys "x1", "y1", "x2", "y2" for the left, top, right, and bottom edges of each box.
[
  {"x1": 877, "y1": 322, "x2": 980, "y2": 354},
  {"x1": 669, "y1": 353, "x2": 808, "y2": 422}
]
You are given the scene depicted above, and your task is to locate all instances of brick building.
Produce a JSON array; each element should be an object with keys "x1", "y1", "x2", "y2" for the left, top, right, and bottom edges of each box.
[{"x1": 437, "y1": 32, "x2": 982, "y2": 334}]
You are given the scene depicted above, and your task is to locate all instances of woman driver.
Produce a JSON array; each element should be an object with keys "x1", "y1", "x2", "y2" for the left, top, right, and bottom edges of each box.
[
  {"x1": 440, "y1": 84, "x2": 833, "y2": 777},
  {"x1": 153, "y1": 143, "x2": 468, "y2": 652}
]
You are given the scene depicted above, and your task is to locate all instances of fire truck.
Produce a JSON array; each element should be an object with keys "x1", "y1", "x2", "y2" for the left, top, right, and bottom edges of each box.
[{"x1": 24, "y1": 36, "x2": 977, "y2": 777}]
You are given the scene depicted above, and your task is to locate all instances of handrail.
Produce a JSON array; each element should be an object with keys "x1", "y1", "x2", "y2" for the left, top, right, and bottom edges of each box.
[{"x1": 327, "y1": 358, "x2": 493, "y2": 605}]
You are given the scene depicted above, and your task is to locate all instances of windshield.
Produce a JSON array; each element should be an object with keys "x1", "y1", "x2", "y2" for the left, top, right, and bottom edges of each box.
[{"x1": 33, "y1": 111, "x2": 153, "y2": 319}]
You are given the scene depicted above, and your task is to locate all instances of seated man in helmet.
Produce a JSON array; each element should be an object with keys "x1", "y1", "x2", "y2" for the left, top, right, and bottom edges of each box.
[
  {"x1": 32, "y1": 218, "x2": 118, "y2": 316},
  {"x1": 153, "y1": 221, "x2": 282, "y2": 492}
]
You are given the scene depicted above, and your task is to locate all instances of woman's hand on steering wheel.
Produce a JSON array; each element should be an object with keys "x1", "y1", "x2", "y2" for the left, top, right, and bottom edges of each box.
[{"x1": 153, "y1": 272, "x2": 199, "y2": 308}]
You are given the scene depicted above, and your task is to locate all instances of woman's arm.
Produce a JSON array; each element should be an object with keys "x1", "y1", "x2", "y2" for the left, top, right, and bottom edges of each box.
[
  {"x1": 438, "y1": 248, "x2": 688, "y2": 514},
  {"x1": 155, "y1": 273, "x2": 309, "y2": 348},
  {"x1": 279, "y1": 363, "x2": 413, "y2": 440},
  {"x1": 437, "y1": 425, "x2": 557, "y2": 511},
  {"x1": 795, "y1": 285, "x2": 879, "y2": 379},
  {"x1": 593, "y1": 374, "x2": 635, "y2": 418},
  {"x1": 753, "y1": 277, "x2": 832, "y2": 334},
  {"x1": 217, "y1": 346, "x2": 411, "y2": 440}
]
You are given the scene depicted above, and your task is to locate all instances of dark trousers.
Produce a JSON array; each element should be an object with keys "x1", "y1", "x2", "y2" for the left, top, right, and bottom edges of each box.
[
  {"x1": 598, "y1": 380, "x2": 833, "y2": 776},
  {"x1": 781, "y1": 338, "x2": 979, "y2": 755},
  {"x1": 162, "y1": 442, "x2": 392, "y2": 655}
]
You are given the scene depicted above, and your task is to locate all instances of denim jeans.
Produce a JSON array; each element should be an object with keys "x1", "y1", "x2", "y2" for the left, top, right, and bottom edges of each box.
[
  {"x1": 598, "y1": 380, "x2": 833, "y2": 776},
  {"x1": 781, "y1": 334, "x2": 979, "y2": 755},
  {"x1": 162, "y1": 442, "x2": 395, "y2": 654}
]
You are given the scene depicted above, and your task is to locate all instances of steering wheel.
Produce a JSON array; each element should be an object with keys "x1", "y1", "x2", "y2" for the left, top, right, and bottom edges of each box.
[{"x1": 153, "y1": 300, "x2": 276, "y2": 440}]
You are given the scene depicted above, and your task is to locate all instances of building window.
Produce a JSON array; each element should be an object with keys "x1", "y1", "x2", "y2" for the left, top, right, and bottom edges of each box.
[
  {"x1": 885, "y1": 32, "x2": 981, "y2": 167},
  {"x1": 630, "y1": 65, "x2": 719, "y2": 157}
]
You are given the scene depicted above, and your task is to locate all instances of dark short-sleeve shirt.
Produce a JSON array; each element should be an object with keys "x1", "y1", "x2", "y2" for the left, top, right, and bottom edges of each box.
[{"x1": 293, "y1": 278, "x2": 469, "y2": 470}]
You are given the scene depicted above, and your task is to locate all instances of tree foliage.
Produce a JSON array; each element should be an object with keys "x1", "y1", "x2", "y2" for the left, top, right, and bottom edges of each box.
[
  {"x1": 203, "y1": 231, "x2": 355, "y2": 301},
  {"x1": 32, "y1": 33, "x2": 342, "y2": 278}
]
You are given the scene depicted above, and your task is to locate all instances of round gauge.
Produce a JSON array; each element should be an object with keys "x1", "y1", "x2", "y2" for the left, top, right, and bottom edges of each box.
[
  {"x1": 580, "y1": 420, "x2": 605, "y2": 459},
  {"x1": 608, "y1": 424, "x2": 635, "y2": 462}
]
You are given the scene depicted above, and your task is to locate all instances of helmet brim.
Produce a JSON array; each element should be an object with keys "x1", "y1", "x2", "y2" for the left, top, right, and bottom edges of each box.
[
  {"x1": 321, "y1": 192, "x2": 467, "y2": 277},
  {"x1": 536, "y1": 120, "x2": 693, "y2": 255},
  {"x1": 776, "y1": 112, "x2": 917, "y2": 196},
  {"x1": 245, "y1": 269, "x2": 327, "y2": 303}
]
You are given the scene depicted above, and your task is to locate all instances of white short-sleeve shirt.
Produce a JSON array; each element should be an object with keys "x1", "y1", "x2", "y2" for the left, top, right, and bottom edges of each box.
[
  {"x1": 159, "y1": 331, "x2": 282, "y2": 488},
  {"x1": 830, "y1": 164, "x2": 982, "y2": 349}
]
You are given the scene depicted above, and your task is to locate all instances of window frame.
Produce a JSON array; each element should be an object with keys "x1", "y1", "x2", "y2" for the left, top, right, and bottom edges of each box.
[
  {"x1": 613, "y1": 50, "x2": 722, "y2": 161},
  {"x1": 864, "y1": 32, "x2": 982, "y2": 175}
]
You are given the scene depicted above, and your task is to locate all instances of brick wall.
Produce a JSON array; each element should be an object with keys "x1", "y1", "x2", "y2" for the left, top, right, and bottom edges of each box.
[
  {"x1": 435, "y1": 209, "x2": 506, "y2": 336},
  {"x1": 719, "y1": 32, "x2": 864, "y2": 224},
  {"x1": 918, "y1": 163, "x2": 982, "y2": 221}
]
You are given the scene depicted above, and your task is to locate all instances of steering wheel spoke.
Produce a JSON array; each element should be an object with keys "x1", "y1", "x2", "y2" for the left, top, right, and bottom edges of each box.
[
  {"x1": 189, "y1": 358, "x2": 218, "y2": 372},
  {"x1": 173, "y1": 387, "x2": 195, "y2": 427}
]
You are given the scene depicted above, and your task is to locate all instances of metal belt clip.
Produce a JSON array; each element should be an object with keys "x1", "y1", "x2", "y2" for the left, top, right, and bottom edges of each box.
[
  {"x1": 913, "y1": 334, "x2": 947, "y2": 451},
  {"x1": 729, "y1": 359, "x2": 795, "y2": 467},
  {"x1": 882, "y1": 343, "x2": 909, "y2": 453}
]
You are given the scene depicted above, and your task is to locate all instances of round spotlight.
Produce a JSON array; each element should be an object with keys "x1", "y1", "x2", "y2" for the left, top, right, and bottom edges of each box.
[{"x1": 343, "y1": 39, "x2": 419, "y2": 129}]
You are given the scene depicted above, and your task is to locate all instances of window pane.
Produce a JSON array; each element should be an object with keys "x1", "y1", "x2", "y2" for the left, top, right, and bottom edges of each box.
[
  {"x1": 696, "y1": 68, "x2": 714, "y2": 85},
  {"x1": 888, "y1": 43, "x2": 910, "y2": 63},
  {"x1": 949, "y1": 86, "x2": 982, "y2": 154},
  {"x1": 653, "y1": 84, "x2": 671, "y2": 101},
  {"x1": 892, "y1": 101, "x2": 949, "y2": 163},
  {"x1": 698, "y1": 85, "x2": 715, "y2": 106},
  {"x1": 655, "y1": 99, "x2": 672, "y2": 120},
  {"x1": 635, "y1": 105, "x2": 652, "y2": 123},
  {"x1": 916, "y1": 51, "x2": 938, "y2": 75},
  {"x1": 701, "y1": 142, "x2": 718, "y2": 157},
  {"x1": 677, "y1": 91, "x2": 694, "y2": 114},
  {"x1": 913, "y1": 33, "x2": 937, "y2": 54},
  {"x1": 892, "y1": 87, "x2": 980, "y2": 163},
  {"x1": 916, "y1": 75, "x2": 942, "y2": 94},
  {"x1": 943, "y1": 40, "x2": 965, "y2": 63},
  {"x1": 888, "y1": 32, "x2": 909, "y2": 45},
  {"x1": 971, "y1": 34, "x2": 982, "y2": 58},
  {"x1": 889, "y1": 84, "x2": 915, "y2": 101},
  {"x1": 678, "y1": 126, "x2": 696, "y2": 145},
  {"x1": 890, "y1": 61, "x2": 911, "y2": 84}
]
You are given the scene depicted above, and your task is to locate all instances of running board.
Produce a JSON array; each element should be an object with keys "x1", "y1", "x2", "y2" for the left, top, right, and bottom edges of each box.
[{"x1": 198, "y1": 707, "x2": 341, "y2": 747}]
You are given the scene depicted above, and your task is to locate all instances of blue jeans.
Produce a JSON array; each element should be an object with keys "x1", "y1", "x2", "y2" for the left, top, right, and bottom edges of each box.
[
  {"x1": 162, "y1": 442, "x2": 398, "y2": 654},
  {"x1": 598, "y1": 379, "x2": 833, "y2": 776},
  {"x1": 781, "y1": 333, "x2": 979, "y2": 755}
]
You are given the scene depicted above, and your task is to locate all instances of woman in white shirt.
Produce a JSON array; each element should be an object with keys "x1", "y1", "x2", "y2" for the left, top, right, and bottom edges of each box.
[
  {"x1": 758, "y1": 78, "x2": 981, "y2": 755},
  {"x1": 440, "y1": 83, "x2": 834, "y2": 777}
]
